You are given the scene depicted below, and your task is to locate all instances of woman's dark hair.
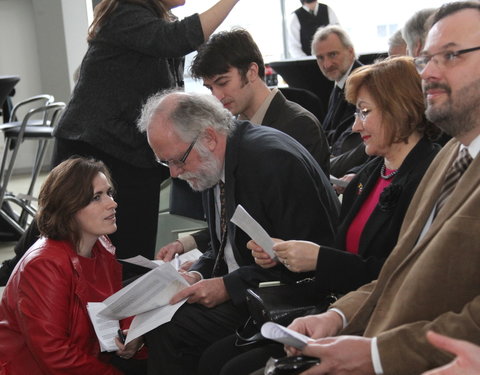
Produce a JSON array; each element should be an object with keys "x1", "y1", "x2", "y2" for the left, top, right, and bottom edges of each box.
[
  {"x1": 36, "y1": 157, "x2": 114, "y2": 252},
  {"x1": 345, "y1": 56, "x2": 439, "y2": 144},
  {"x1": 88, "y1": 0, "x2": 169, "y2": 41}
]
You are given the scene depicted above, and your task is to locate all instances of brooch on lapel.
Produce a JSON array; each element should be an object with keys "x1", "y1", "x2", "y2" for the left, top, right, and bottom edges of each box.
[
  {"x1": 378, "y1": 184, "x2": 403, "y2": 212},
  {"x1": 356, "y1": 183, "x2": 363, "y2": 195}
]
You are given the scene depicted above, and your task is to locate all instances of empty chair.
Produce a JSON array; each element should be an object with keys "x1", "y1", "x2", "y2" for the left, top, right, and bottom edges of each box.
[
  {"x1": 278, "y1": 86, "x2": 326, "y2": 124},
  {"x1": 0, "y1": 98, "x2": 65, "y2": 233}
]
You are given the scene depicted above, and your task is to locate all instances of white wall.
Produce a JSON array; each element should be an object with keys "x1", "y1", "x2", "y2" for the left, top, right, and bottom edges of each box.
[
  {"x1": 0, "y1": 0, "x2": 90, "y2": 172},
  {"x1": 0, "y1": 0, "x2": 42, "y2": 102}
]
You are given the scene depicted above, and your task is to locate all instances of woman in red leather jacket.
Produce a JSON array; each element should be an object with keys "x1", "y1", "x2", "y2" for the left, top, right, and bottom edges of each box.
[{"x1": 0, "y1": 158, "x2": 144, "y2": 374}]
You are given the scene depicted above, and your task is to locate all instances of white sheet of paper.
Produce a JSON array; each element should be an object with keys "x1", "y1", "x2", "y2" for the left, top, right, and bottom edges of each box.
[
  {"x1": 261, "y1": 322, "x2": 311, "y2": 349},
  {"x1": 120, "y1": 249, "x2": 202, "y2": 271},
  {"x1": 230, "y1": 204, "x2": 276, "y2": 258},
  {"x1": 329, "y1": 175, "x2": 349, "y2": 188},
  {"x1": 88, "y1": 262, "x2": 195, "y2": 349},
  {"x1": 87, "y1": 302, "x2": 120, "y2": 352},
  {"x1": 99, "y1": 263, "x2": 189, "y2": 320},
  {"x1": 124, "y1": 300, "x2": 186, "y2": 345}
]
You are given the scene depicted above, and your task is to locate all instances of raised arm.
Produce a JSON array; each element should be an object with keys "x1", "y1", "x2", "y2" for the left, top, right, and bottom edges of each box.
[{"x1": 199, "y1": 0, "x2": 240, "y2": 40}]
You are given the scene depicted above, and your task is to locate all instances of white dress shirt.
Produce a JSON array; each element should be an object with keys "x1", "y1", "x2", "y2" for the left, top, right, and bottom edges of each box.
[{"x1": 287, "y1": 3, "x2": 339, "y2": 58}]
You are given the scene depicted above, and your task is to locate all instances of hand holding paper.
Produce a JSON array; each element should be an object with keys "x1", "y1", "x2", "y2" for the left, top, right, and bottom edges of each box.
[
  {"x1": 261, "y1": 321, "x2": 311, "y2": 349},
  {"x1": 120, "y1": 249, "x2": 202, "y2": 271},
  {"x1": 230, "y1": 205, "x2": 276, "y2": 259}
]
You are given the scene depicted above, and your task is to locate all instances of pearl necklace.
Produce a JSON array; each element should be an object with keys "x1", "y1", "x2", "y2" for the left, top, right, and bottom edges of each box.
[{"x1": 380, "y1": 164, "x2": 399, "y2": 180}]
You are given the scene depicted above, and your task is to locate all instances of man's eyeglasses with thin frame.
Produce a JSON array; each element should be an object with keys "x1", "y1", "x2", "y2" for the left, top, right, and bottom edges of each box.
[
  {"x1": 156, "y1": 137, "x2": 198, "y2": 168},
  {"x1": 414, "y1": 45, "x2": 480, "y2": 73}
]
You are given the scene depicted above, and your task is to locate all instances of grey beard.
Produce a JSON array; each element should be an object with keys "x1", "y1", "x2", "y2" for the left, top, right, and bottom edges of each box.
[{"x1": 179, "y1": 151, "x2": 222, "y2": 192}]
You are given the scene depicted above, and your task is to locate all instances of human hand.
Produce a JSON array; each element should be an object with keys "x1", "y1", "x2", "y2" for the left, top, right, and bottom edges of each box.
[
  {"x1": 115, "y1": 330, "x2": 144, "y2": 359},
  {"x1": 247, "y1": 239, "x2": 279, "y2": 269},
  {"x1": 178, "y1": 270, "x2": 202, "y2": 285},
  {"x1": 180, "y1": 260, "x2": 195, "y2": 271},
  {"x1": 273, "y1": 240, "x2": 319, "y2": 273},
  {"x1": 421, "y1": 331, "x2": 480, "y2": 375},
  {"x1": 333, "y1": 173, "x2": 356, "y2": 195},
  {"x1": 156, "y1": 240, "x2": 184, "y2": 261},
  {"x1": 298, "y1": 335, "x2": 374, "y2": 375},
  {"x1": 285, "y1": 311, "x2": 344, "y2": 355},
  {"x1": 169, "y1": 277, "x2": 229, "y2": 307}
]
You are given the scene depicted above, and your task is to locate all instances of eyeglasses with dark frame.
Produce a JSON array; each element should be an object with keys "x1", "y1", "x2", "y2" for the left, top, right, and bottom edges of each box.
[
  {"x1": 354, "y1": 107, "x2": 371, "y2": 122},
  {"x1": 156, "y1": 138, "x2": 198, "y2": 168},
  {"x1": 414, "y1": 45, "x2": 480, "y2": 73}
]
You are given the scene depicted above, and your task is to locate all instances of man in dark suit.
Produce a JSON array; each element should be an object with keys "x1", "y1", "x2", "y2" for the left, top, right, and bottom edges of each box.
[
  {"x1": 138, "y1": 91, "x2": 339, "y2": 374},
  {"x1": 191, "y1": 28, "x2": 329, "y2": 173},
  {"x1": 159, "y1": 28, "x2": 330, "y2": 258},
  {"x1": 311, "y1": 25, "x2": 368, "y2": 177},
  {"x1": 273, "y1": 3, "x2": 480, "y2": 374}
]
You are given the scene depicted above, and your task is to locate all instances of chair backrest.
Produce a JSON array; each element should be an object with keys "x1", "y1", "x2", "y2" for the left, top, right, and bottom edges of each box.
[
  {"x1": 278, "y1": 86, "x2": 325, "y2": 124},
  {"x1": 358, "y1": 52, "x2": 388, "y2": 65},
  {"x1": 0, "y1": 76, "x2": 20, "y2": 123},
  {"x1": 8, "y1": 94, "x2": 54, "y2": 123},
  {"x1": 11, "y1": 101, "x2": 66, "y2": 138},
  {"x1": 269, "y1": 58, "x2": 334, "y2": 118}
]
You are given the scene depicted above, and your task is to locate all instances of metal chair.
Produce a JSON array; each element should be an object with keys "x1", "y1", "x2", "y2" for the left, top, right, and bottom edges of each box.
[{"x1": 0, "y1": 98, "x2": 65, "y2": 233}]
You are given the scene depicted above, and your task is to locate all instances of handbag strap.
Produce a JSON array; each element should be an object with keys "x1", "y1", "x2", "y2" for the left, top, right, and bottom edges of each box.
[{"x1": 235, "y1": 317, "x2": 267, "y2": 346}]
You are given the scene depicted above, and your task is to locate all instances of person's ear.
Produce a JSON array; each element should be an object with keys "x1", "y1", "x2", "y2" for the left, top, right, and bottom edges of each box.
[
  {"x1": 203, "y1": 127, "x2": 218, "y2": 151},
  {"x1": 413, "y1": 41, "x2": 422, "y2": 58},
  {"x1": 246, "y1": 63, "x2": 259, "y2": 82}
]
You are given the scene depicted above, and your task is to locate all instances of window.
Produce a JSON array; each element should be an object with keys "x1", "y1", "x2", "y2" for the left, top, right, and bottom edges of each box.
[
  {"x1": 174, "y1": 0, "x2": 448, "y2": 57},
  {"x1": 173, "y1": 0, "x2": 449, "y2": 90}
]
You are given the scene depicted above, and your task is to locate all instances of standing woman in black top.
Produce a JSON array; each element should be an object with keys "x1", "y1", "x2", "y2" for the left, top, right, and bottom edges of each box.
[{"x1": 52, "y1": 0, "x2": 241, "y2": 266}]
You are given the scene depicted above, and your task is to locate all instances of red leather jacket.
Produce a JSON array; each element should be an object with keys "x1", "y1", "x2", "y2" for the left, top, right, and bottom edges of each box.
[{"x1": 0, "y1": 237, "x2": 123, "y2": 375}]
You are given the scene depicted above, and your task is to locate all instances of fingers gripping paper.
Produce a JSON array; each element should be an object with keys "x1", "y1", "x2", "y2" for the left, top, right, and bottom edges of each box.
[{"x1": 230, "y1": 204, "x2": 276, "y2": 259}]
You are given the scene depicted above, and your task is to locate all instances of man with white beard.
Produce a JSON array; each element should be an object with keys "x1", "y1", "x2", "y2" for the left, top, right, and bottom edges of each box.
[{"x1": 136, "y1": 90, "x2": 339, "y2": 374}]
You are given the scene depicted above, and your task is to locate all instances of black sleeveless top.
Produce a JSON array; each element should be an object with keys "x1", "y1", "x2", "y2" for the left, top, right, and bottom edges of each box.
[{"x1": 294, "y1": 4, "x2": 329, "y2": 55}]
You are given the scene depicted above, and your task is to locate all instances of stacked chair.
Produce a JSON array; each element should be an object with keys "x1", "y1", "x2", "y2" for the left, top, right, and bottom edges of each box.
[{"x1": 0, "y1": 94, "x2": 65, "y2": 234}]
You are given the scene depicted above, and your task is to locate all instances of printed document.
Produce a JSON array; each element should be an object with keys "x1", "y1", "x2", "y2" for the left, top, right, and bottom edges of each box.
[
  {"x1": 230, "y1": 204, "x2": 276, "y2": 258},
  {"x1": 89, "y1": 262, "x2": 190, "y2": 349},
  {"x1": 261, "y1": 322, "x2": 311, "y2": 349},
  {"x1": 87, "y1": 302, "x2": 120, "y2": 352}
]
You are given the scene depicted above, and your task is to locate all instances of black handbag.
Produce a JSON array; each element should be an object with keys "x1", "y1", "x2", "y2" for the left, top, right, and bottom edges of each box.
[
  {"x1": 264, "y1": 355, "x2": 320, "y2": 375},
  {"x1": 236, "y1": 279, "x2": 337, "y2": 344}
]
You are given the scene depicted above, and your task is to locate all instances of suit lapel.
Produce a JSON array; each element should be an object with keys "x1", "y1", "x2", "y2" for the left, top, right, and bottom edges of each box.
[
  {"x1": 376, "y1": 141, "x2": 465, "y2": 278},
  {"x1": 415, "y1": 145, "x2": 480, "y2": 249},
  {"x1": 323, "y1": 86, "x2": 343, "y2": 132},
  {"x1": 358, "y1": 138, "x2": 434, "y2": 255},
  {"x1": 262, "y1": 91, "x2": 282, "y2": 127}
]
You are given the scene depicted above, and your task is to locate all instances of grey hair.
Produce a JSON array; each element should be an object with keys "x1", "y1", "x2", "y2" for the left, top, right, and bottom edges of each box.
[
  {"x1": 311, "y1": 25, "x2": 354, "y2": 55},
  {"x1": 388, "y1": 29, "x2": 407, "y2": 50},
  {"x1": 402, "y1": 8, "x2": 436, "y2": 55},
  {"x1": 137, "y1": 90, "x2": 235, "y2": 142}
]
